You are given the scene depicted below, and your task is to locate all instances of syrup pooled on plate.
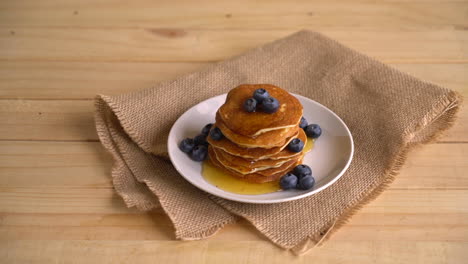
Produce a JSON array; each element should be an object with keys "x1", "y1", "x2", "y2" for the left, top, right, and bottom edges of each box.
[
  {"x1": 303, "y1": 137, "x2": 314, "y2": 153},
  {"x1": 202, "y1": 138, "x2": 314, "y2": 195},
  {"x1": 202, "y1": 161, "x2": 281, "y2": 195}
]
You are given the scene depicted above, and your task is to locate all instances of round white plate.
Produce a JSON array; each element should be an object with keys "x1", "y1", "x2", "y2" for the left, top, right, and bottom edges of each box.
[{"x1": 168, "y1": 93, "x2": 354, "y2": 204}]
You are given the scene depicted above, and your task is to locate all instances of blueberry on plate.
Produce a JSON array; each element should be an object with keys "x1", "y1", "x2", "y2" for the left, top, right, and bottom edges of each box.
[
  {"x1": 201, "y1": 123, "x2": 213, "y2": 136},
  {"x1": 179, "y1": 138, "x2": 195, "y2": 153},
  {"x1": 253, "y1": 88, "x2": 270, "y2": 103},
  {"x1": 190, "y1": 145, "x2": 208, "y2": 161},
  {"x1": 305, "y1": 124, "x2": 322, "y2": 139},
  {"x1": 279, "y1": 173, "x2": 298, "y2": 190},
  {"x1": 210, "y1": 127, "x2": 224, "y2": 141},
  {"x1": 298, "y1": 175, "x2": 315, "y2": 190},
  {"x1": 193, "y1": 134, "x2": 208, "y2": 146},
  {"x1": 299, "y1": 117, "x2": 308, "y2": 129},
  {"x1": 262, "y1": 97, "x2": 280, "y2": 113},
  {"x1": 293, "y1": 164, "x2": 312, "y2": 179},
  {"x1": 287, "y1": 138, "x2": 305, "y2": 152},
  {"x1": 243, "y1": 98, "x2": 257, "y2": 112}
]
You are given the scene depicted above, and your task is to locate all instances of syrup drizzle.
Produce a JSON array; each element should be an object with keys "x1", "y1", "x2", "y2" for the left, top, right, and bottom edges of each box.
[{"x1": 202, "y1": 138, "x2": 314, "y2": 195}]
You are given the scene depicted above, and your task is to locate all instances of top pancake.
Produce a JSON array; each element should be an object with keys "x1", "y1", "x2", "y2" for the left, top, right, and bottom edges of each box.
[{"x1": 218, "y1": 84, "x2": 303, "y2": 137}]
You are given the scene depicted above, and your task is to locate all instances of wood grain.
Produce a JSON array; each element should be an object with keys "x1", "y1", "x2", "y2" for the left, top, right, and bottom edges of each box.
[
  {"x1": 1, "y1": 98, "x2": 466, "y2": 142},
  {"x1": 1, "y1": 0, "x2": 467, "y2": 262},
  {"x1": 1, "y1": 212, "x2": 466, "y2": 242},
  {"x1": 1, "y1": 29, "x2": 466, "y2": 62},
  {"x1": 1, "y1": 187, "x2": 466, "y2": 214},
  {"x1": 0, "y1": 0, "x2": 466, "y2": 30},
  {"x1": 1, "y1": 141, "x2": 467, "y2": 189},
  {"x1": 0, "y1": 100, "x2": 97, "y2": 141},
  {"x1": 0, "y1": 140, "x2": 466, "y2": 256},
  {"x1": 0, "y1": 61, "x2": 207, "y2": 99},
  {"x1": 1, "y1": 240, "x2": 466, "y2": 264},
  {"x1": 1, "y1": 62, "x2": 466, "y2": 99}
]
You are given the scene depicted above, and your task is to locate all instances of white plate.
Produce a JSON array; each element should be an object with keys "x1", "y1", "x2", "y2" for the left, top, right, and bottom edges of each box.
[{"x1": 168, "y1": 93, "x2": 354, "y2": 204}]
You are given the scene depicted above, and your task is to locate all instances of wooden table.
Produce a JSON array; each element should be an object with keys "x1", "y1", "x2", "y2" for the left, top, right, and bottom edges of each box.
[{"x1": 1, "y1": 0, "x2": 467, "y2": 263}]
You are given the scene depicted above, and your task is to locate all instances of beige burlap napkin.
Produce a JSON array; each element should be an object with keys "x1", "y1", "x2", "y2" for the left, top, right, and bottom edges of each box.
[{"x1": 94, "y1": 30, "x2": 462, "y2": 254}]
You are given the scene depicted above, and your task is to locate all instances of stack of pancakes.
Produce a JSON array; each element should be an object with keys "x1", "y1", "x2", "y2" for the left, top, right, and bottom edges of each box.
[{"x1": 207, "y1": 84, "x2": 306, "y2": 183}]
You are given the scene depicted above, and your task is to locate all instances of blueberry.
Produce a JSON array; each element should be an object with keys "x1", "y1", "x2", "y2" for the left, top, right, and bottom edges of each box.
[
  {"x1": 179, "y1": 138, "x2": 195, "y2": 153},
  {"x1": 253, "y1": 88, "x2": 270, "y2": 103},
  {"x1": 201, "y1": 123, "x2": 213, "y2": 136},
  {"x1": 305, "y1": 124, "x2": 322, "y2": 139},
  {"x1": 243, "y1": 98, "x2": 257, "y2": 112},
  {"x1": 279, "y1": 173, "x2": 298, "y2": 190},
  {"x1": 193, "y1": 134, "x2": 208, "y2": 146},
  {"x1": 287, "y1": 138, "x2": 304, "y2": 152},
  {"x1": 190, "y1": 145, "x2": 208, "y2": 161},
  {"x1": 210, "y1": 127, "x2": 224, "y2": 141},
  {"x1": 299, "y1": 117, "x2": 308, "y2": 129},
  {"x1": 298, "y1": 175, "x2": 315, "y2": 190},
  {"x1": 262, "y1": 97, "x2": 280, "y2": 113},
  {"x1": 293, "y1": 164, "x2": 312, "y2": 179}
]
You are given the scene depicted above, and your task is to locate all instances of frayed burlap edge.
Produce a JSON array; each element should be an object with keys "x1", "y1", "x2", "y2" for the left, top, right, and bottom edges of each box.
[
  {"x1": 95, "y1": 95, "x2": 238, "y2": 240},
  {"x1": 95, "y1": 96, "x2": 160, "y2": 211},
  {"x1": 95, "y1": 84, "x2": 462, "y2": 255},
  {"x1": 288, "y1": 90, "x2": 463, "y2": 255}
]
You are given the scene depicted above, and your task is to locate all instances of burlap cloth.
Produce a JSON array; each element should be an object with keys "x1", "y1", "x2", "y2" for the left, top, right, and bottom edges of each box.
[{"x1": 94, "y1": 30, "x2": 462, "y2": 254}]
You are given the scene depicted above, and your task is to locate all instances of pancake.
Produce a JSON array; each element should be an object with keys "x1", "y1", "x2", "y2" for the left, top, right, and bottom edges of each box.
[
  {"x1": 216, "y1": 113, "x2": 299, "y2": 148},
  {"x1": 212, "y1": 135, "x2": 308, "y2": 170},
  {"x1": 218, "y1": 84, "x2": 303, "y2": 137},
  {"x1": 210, "y1": 145, "x2": 303, "y2": 175},
  {"x1": 212, "y1": 147, "x2": 302, "y2": 174},
  {"x1": 213, "y1": 147, "x2": 292, "y2": 170},
  {"x1": 208, "y1": 128, "x2": 308, "y2": 160},
  {"x1": 208, "y1": 146, "x2": 303, "y2": 183}
]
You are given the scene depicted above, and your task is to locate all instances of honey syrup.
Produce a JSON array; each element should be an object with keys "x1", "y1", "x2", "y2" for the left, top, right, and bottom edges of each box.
[
  {"x1": 303, "y1": 137, "x2": 314, "y2": 153},
  {"x1": 202, "y1": 138, "x2": 315, "y2": 195}
]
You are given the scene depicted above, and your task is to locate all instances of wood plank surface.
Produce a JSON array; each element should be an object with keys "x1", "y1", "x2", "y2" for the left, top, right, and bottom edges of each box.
[
  {"x1": 1, "y1": 62, "x2": 466, "y2": 99},
  {"x1": 1, "y1": 0, "x2": 467, "y2": 262},
  {"x1": 1, "y1": 240, "x2": 465, "y2": 264},
  {"x1": 1, "y1": 187, "x2": 466, "y2": 215},
  {"x1": 1, "y1": 29, "x2": 466, "y2": 62},
  {"x1": 0, "y1": 100, "x2": 97, "y2": 142},
  {"x1": 1, "y1": 98, "x2": 467, "y2": 142},
  {"x1": 1, "y1": 212, "x2": 467, "y2": 242},
  {"x1": 1, "y1": 141, "x2": 467, "y2": 190},
  {"x1": 0, "y1": 61, "x2": 207, "y2": 99},
  {"x1": 1, "y1": 141, "x2": 466, "y2": 263},
  {"x1": 0, "y1": 0, "x2": 466, "y2": 30}
]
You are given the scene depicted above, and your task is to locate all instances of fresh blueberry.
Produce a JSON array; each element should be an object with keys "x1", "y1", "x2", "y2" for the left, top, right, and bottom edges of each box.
[
  {"x1": 243, "y1": 98, "x2": 257, "y2": 112},
  {"x1": 253, "y1": 88, "x2": 270, "y2": 103},
  {"x1": 193, "y1": 134, "x2": 208, "y2": 146},
  {"x1": 210, "y1": 127, "x2": 224, "y2": 141},
  {"x1": 190, "y1": 145, "x2": 208, "y2": 161},
  {"x1": 262, "y1": 97, "x2": 280, "y2": 113},
  {"x1": 179, "y1": 138, "x2": 195, "y2": 153},
  {"x1": 305, "y1": 124, "x2": 322, "y2": 139},
  {"x1": 201, "y1": 123, "x2": 213, "y2": 136},
  {"x1": 299, "y1": 117, "x2": 308, "y2": 129},
  {"x1": 293, "y1": 164, "x2": 312, "y2": 179},
  {"x1": 287, "y1": 138, "x2": 304, "y2": 152},
  {"x1": 279, "y1": 173, "x2": 298, "y2": 190},
  {"x1": 298, "y1": 175, "x2": 315, "y2": 190}
]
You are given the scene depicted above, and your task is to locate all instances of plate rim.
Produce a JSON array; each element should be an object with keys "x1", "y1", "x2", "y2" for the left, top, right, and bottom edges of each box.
[{"x1": 167, "y1": 93, "x2": 354, "y2": 204}]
